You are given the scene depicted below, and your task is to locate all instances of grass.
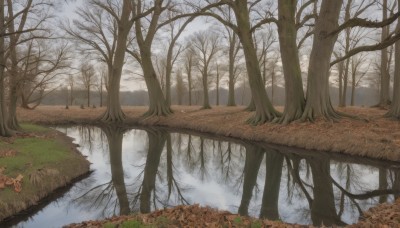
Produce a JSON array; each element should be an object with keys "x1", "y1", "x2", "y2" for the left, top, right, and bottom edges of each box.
[
  {"x1": 20, "y1": 123, "x2": 49, "y2": 133},
  {"x1": 0, "y1": 124, "x2": 89, "y2": 221},
  {"x1": 0, "y1": 134, "x2": 68, "y2": 177}
]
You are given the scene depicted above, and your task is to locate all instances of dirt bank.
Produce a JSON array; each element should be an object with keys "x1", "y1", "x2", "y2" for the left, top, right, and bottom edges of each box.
[
  {"x1": 65, "y1": 199, "x2": 400, "y2": 228},
  {"x1": 0, "y1": 124, "x2": 90, "y2": 222},
  {"x1": 18, "y1": 105, "x2": 400, "y2": 162},
  {"x1": 65, "y1": 204, "x2": 309, "y2": 228}
]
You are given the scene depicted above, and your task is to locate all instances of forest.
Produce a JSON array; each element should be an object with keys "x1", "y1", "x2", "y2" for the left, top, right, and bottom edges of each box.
[
  {"x1": 1, "y1": 0, "x2": 400, "y2": 134},
  {"x1": 2, "y1": 0, "x2": 400, "y2": 227}
]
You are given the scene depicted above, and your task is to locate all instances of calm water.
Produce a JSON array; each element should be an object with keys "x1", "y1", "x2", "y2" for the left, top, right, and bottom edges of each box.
[{"x1": 6, "y1": 126, "x2": 400, "y2": 227}]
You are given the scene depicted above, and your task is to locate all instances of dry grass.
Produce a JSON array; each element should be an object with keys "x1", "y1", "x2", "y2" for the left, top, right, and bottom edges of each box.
[{"x1": 18, "y1": 105, "x2": 400, "y2": 162}]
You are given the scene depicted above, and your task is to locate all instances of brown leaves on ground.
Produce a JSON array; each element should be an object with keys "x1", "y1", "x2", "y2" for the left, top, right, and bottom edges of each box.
[
  {"x1": 66, "y1": 205, "x2": 310, "y2": 228},
  {"x1": 349, "y1": 198, "x2": 400, "y2": 228},
  {"x1": 0, "y1": 149, "x2": 17, "y2": 158},
  {"x1": 0, "y1": 167, "x2": 23, "y2": 192},
  {"x1": 17, "y1": 106, "x2": 400, "y2": 162}
]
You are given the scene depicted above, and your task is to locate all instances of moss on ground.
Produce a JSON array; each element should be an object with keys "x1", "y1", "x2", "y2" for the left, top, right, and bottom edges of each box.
[{"x1": 0, "y1": 124, "x2": 90, "y2": 221}]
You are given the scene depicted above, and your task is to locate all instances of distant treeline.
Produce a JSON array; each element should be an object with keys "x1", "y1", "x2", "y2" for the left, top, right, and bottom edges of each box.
[{"x1": 41, "y1": 85, "x2": 380, "y2": 107}]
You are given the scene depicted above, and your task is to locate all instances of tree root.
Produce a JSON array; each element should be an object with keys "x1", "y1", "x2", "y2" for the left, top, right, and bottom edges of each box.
[
  {"x1": 99, "y1": 109, "x2": 126, "y2": 123},
  {"x1": 142, "y1": 105, "x2": 173, "y2": 119},
  {"x1": 200, "y1": 105, "x2": 212, "y2": 110},
  {"x1": 384, "y1": 110, "x2": 400, "y2": 120}
]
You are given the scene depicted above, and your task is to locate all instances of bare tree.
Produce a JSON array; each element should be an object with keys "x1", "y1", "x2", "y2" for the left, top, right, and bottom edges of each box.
[
  {"x1": 175, "y1": 69, "x2": 185, "y2": 105},
  {"x1": 0, "y1": 0, "x2": 12, "y2": 136},
  {"x1": 192, "y1": 0, "x2": 280, "y2": 124},
  {"x1": 64, "y1": 0, "x2": 151, "y2": 122},
  {"x1": 128, "y1": 0, "x2": 182, "y2": 117},
  {"x1": 6, "y1": 0, "x2": 52, "y2": 130},
  {"x1": 19, "y1": 41, "x2": 70, "y2": 109},
  {"x1": 162, "y1": 14, "x2": 195, "y2": 106},
  {"x1": 379, "y1": 0, "x2": 392, "y2": 108},
  {"x1": 303, "y1": 0, "x2": 400, "y2": 121},
  {"x1": 79, "y1": 63, "x2": 96, "y2": 107},
  {"x1": 387, "y1": 0, "x2": 400, "y2": 118},
  {"x1": 190, "y1": 31, "x2": 220, "y2": 109},
  {"x1": 182, "y1": 45, "x2": 196, "y2": 106}
]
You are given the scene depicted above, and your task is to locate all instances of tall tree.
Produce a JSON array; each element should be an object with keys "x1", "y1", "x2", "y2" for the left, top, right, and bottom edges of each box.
[
  {"x1": 198, "y1": 0, "x2": 280, "y2": 124},
  {"x1": 129, "y1": 0, "x2": 185, "y2": 117},
  {"x1": 190, "y1": 31, "x2": 220, "y2": 109},
  {"x1": 79, "y1": 63, "x2": 96, "y2": 107},
  {"x1": 379, "y1": 0, "x2": 391, "y2": 108},
  {"x1": 274, "y1": 0, "x2": 314, "y2": 123},
  {"x1": 162, "y1": 15, "x2": 195, "y2": 106},
  {"x1": 6, "y1": 0, "x2": 46, "y2": 130},
  {"x1": 102, "y1": 126, "x2": 130, "y2": 215},
  {"x1": 302, "y1": 0, "x2": 400, "y2": 121},
  {"x1": 20, "y1": 41, "x2": 70, "y2": 110},
  {"x1": 182, "y1": 46, "x2": 196, "y2": 106},
  {"x1": 175, "y1": 69, "x2": 185, "y2": 105},
  {"x1": 65, "y1": 0, "x2": 149, "y2": 122},
  {"x1": 0, "y1": 0, "x2": 12, "y2": 136},
  {"x1": 386, "y1": 2, "x2": 400, "y2": 118},
  {"x1": 301, "y1": 0, "x2": 343, "y2": 121}
]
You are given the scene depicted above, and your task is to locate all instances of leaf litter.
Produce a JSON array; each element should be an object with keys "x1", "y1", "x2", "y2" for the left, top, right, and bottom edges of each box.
[{"x1": 0, "y1": 167, "x2": 23, "y2": 193}]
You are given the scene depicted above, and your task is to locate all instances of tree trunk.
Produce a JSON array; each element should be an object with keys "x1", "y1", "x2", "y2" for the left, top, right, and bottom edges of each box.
[
  {"x1": 245, "y1": 97, "x2": 256, "y2": 111},
  {"x1": 165, "y1": 55, "x2": 172, "y2": 107},
  {"x1": 238, "y1": 144, "x2": 264, "y2": 216},
  {"x1": 386, "y1": 11, "x2": 400, "y2": 118},
  {"x1": 277, "y1": 0, "x2": 306, "y2": 124},
  {"x1": 379, "y1": 0, "x2": 391, "y2": 108},
  {"x1": 187, "y1": 66, "x2": 192, "y2": 106},
  {"x1": 141, "y1": 49, "x2": 172, "y2": 116},
  {"x1": 100, "y1": 77, "x2": 103, "y2": 107},
  {"x1": 201, "y1": 69, "x2": 211, "y2": 109},
  {"x1": 87, "y1": 86, "x2": 90, "y2": 107},
  {"x1": 309, "y1": 157, "x2": 345, "y2": 226},
  {"x1": 70, "y1": 85, "x2": 74, "y2": 106},
  {"x1": 234, "y1": 1, "x2": 279, "y2": 124},
  {"x1": 140, "y1": 129, "x2": 166, "y2": 213},
  {"x1": 259, "y1": 149, "x2": 283, "y2": 220},
  {"x1": 301, "y1": 0, "x2": 343, "y2": 121},
  {"x1": 351, "y1": 60, "x2": 356, "y2": 106},
  {"x1": 102, "y1": 126, "x2": 130, "y2": 215},
  {"x1": 7, "y1": 28, "x2": 20, "y2": 130},
  {"x1": 101, "y1": 67, "x2": 125, "y2": 122},
  {"x1": 340, "y1": 3, "x2": 352, "y2": 108},
  {"x1": 340, "y1": 58, "x2": 350, "y2": 107},
  {"x1": 379, "y1": 168, "x2": 388, "y2": 203},
  {"x1": 0, "y1": 0, "x2": 12, "y2": 137},
  {"x1": 99, "y1": 0, "x2": 133, "y2": 123},
  {"x1": 338, "y1": 60, "x2": 344, "y2": 106},
  {"x1": 227, "y1": 35, "x2": 237, "y2": 106},
  {"x1": 216, "y1": 66, "x2": 220, "y2": 106}
]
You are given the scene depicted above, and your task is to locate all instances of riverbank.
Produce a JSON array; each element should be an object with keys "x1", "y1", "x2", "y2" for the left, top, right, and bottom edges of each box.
[
  {"x1": 66, "y1": 204, "x2": 308, "y2": 228},
  {"x1": 0, "y1": 124, "x2": 90, "y2": 222},
  {"x1": 18, "y1": 105, "x2": 400, "y2": 162},
  {"x1": 65, "y1": 199, "x2": 400, "y2": 228}
]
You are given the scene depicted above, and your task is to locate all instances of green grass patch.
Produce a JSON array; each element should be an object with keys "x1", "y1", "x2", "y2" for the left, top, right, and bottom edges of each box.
[
  {"x1": 20, "y1": 123, "x2": 49, "y2": 133},
  {"x1": 0, "y1": 137, "x2": 69, "y2": 176},
  {"x1": 103, "y1": 222, "x2": 116, "y2": 228},
  {"x1": 0, "y1": 124, "x2": 75, "y2": 203}
]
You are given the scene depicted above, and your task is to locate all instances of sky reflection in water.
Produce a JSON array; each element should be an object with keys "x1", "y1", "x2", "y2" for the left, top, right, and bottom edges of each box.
[{"x1": 12, "y1": 126, "x2": 400, "y2": 228}]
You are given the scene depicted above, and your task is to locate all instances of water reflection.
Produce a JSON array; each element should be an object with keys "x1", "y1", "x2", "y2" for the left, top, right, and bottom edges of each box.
[{"x1": 11, "y1": 126, "x2": 400, "y2": 227}]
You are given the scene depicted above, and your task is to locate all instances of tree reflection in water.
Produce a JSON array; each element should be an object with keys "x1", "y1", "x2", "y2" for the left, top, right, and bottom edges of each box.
[{"x1": 61, "y1": 126, "x2": 400, "y2": 226}]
